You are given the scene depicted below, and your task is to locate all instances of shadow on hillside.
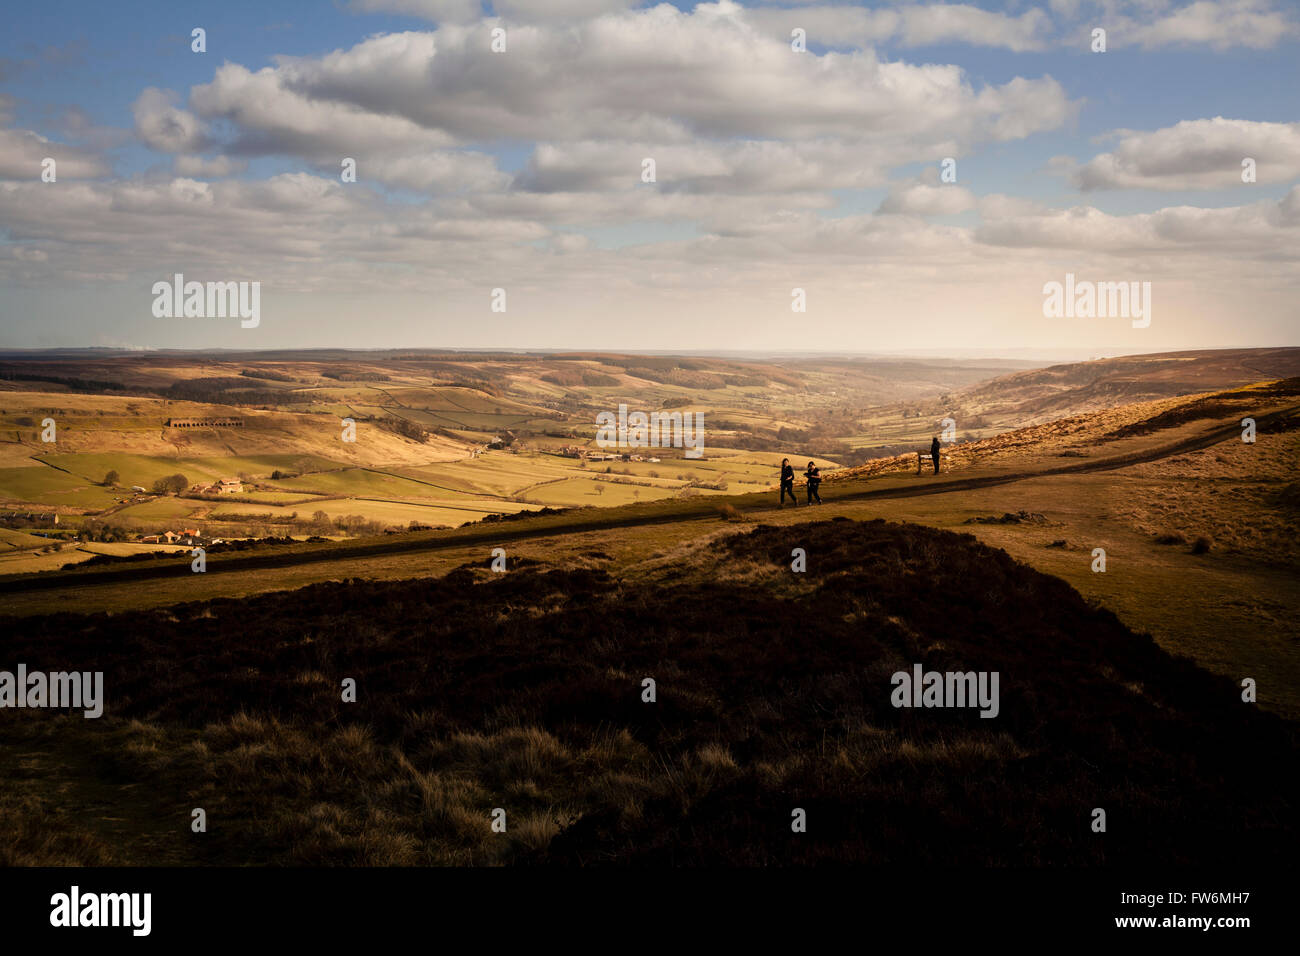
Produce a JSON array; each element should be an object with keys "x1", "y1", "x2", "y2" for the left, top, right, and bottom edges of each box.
[{"x1": 1, "y1": 518, "x2": 1294, "y2": 865}]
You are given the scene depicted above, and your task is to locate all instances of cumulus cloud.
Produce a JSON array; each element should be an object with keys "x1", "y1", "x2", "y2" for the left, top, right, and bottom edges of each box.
[
  {"x1": 743, "y1": 0, "x2": 1299, "y2": 52},
  {"x1": 0, "y1": 127, "x2": 110, "y2": 180},
  {"x1": 362, "y1": 1, "x2": 1051, "y2": 51},
  {"x1": 142, "y1": 7, "x2": 1075, "y2": 203},
  {"x1": 1115, "y1": 0, "x2": 1299, "y2": 51},
  {"x1": 186, "y1": 12, "x2": 1071, "y2": 147},
  {"x1": 3, "y1": 171, "x2": 1295, "y2": 291},
  {"x1": 877, "y1": 181, "x2": 977, "y2": 216},
  {"x1": 132, "y1": 88, "x2": 209, "y2": 153},
  {"x1": 744, "y1": 3, "x2": 1053, "y2": 52},
  {"x1": 975, "y1": 186, "x2": 1300, "y2": 260},
  {"x1": 514, "y1": 139, "x2": 927, "y2": 194},
  {"x1": 1061, "y1": 118, "x2": 1300, "y2": 190}
]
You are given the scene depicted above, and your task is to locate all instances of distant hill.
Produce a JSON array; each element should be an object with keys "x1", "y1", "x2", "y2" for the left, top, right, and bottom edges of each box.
[{"x1": 954, "y1": 347, "x2": 1300, "y2": 425}]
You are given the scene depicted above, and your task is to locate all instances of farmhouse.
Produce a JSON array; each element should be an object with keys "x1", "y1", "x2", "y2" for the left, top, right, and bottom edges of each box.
[
  {"x1": 141, "y1": 531, "x2": 182, "y2": 545},
  {"x1": 215, "y1": 478, "x2": 242, "y2": 494},
  {"x1": 166, "y1": 418, "x2": 244, "y2": 428}
]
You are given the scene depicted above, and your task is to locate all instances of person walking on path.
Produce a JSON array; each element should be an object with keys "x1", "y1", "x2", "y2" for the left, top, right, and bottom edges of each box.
[
  {"x1": 804, "y1": 460, "x2": 822, "y2": 504},
  {"x1": 780, "y1": 458, "x2": 798, "y2": 506},
  {"x1": 930, "y1": 436, "x2": 941, "y2": 475}
]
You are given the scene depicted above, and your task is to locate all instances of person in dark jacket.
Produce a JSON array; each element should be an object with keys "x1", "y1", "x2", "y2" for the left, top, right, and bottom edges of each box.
[
  {"x1": 779, "y1": 458, "x2": 798, "y2": 506},
  {"x1": 804, "y1": 460, "x2": 822, "y2": 504},
  {"x1": 930, "y1": 436, "x2": 941, "y2": 475}
]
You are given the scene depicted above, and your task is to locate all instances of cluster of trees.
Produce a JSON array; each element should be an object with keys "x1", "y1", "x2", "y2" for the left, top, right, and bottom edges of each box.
[
  {"x1": 165, "y1": 377, "x2": 283, "y2": 406},
  {"x1": 0, "y1": 369, "x2": 138, "y2": 394},
  {"x1": 541, "y1": 368, "x2": 620, "y2": 388},
  {"x1": 152, "y1": 473, "x2": 189, "y2": 495},
  {"x1": 776, "y1": 422, "x2": 842, "y2": 443},
  {"x1": 685, "y1": 477, "x2": 728, "y2": 491},
  {"x1": 306, "y1": 511, "x2": 393, "y2": 537},
  {"x1": 626, "y1": 367, "x2": 728, "y2": 390},
  {"x1": 376, "y1": 416, "x2": 431, "y2": 443},
  {"x1": 80, "y1": 519, "x2": 130, "y2": 542}
]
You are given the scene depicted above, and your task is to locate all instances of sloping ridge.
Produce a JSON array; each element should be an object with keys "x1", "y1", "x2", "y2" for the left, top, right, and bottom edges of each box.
[{"x1": 956, "y1": 347, "x2": 1300, "y2": 419}]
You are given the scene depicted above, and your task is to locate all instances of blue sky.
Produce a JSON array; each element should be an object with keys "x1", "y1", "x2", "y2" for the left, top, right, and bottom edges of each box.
[{"x1": 1, "y1": 1, "x2": 1298, "y2": 353}]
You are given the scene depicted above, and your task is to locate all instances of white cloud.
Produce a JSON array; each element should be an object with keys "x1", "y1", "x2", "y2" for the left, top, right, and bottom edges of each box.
[
  {"x1": 132, "y1": 88, "x2": 209, "y2": 153},
  {"x1": 1119, "y1": 0, "x2": 1298, "y2": 51},
  {"x1": 1064, "y1": 118, "x2": 1300, "y2": 190},
  {"x1": 975, "y1": 187, "x2": 1300, "y2": 260},
  {"x1": 186, "y1": 12, "x2": 1071, "y2": 148},
  {"x1": 742, "y1": 1, "x2": 1300, "y2": 52},
  {"x1": 877, "y1": 181, "x2": 977, "y2": 215},
  {"x1": 0, "y1": 127, "x2": 110, "y2": 180}
]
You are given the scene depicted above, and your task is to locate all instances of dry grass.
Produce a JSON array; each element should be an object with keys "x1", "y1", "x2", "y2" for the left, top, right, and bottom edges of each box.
[{"x1": 0, "y1": 518, "x2": 1294, "y2": 866}]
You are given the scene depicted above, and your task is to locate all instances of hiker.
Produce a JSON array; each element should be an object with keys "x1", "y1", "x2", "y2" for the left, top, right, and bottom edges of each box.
[
  {"x1": 805, "y1": 460, "x2": 822, "y2": 504},
  {"x1": 930, "y1": 436, "x2": 941, "y2": 475},
  {"x1": 779, "y1": 458, "x2": 798, "y2": 506}
]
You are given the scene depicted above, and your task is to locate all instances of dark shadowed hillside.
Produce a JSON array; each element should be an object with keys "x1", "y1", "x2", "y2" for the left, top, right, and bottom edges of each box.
[{"x1": 1, "y1": 519, "x2": 1294, "y2": 866}]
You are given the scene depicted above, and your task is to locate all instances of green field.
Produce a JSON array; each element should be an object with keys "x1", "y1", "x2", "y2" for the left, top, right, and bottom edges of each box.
[
  {"x1": 0, "y1": 548, "x2": 89, "y2": 574},
  {"x1": 36, "y1": 453, "x2": 345, "y2": 488},
  {"x1": 266, "y1": 467, "x2": 478, "y2": 499},
  {"x1": 78, "y1": 541, "x2": 190, "y2": 557},
  {"x1": 210, "y1": 495, "x2": 536, "y2": 526},
  {"x1": 0, "y1": 527, "x2": 55, "y2": 551},
  {"x1": 111, "y1": 497, "x2": 206, "y2": 522},
  {"x1": 0, "y1": 465, "x2": 118, "y2": 507},
  {"x1": 521, "y1": 476, "x2": 680, "y2": 507}
]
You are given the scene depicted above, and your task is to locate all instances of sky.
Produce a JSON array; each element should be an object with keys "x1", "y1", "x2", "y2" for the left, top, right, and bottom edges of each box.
[{"x1": 0, "y1": 0, "x2": 1297, "y2": 355}]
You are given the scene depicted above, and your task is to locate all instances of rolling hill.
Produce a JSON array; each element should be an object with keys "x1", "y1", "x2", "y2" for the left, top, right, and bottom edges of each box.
[{"x1": 2, "y1": 519, "x2": 1293, "y2": 866}]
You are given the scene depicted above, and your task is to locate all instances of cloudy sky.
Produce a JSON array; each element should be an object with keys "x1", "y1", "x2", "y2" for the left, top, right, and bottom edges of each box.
[{"x1": 1, "y1": 0, "x2": 1297, "y2": 354}]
